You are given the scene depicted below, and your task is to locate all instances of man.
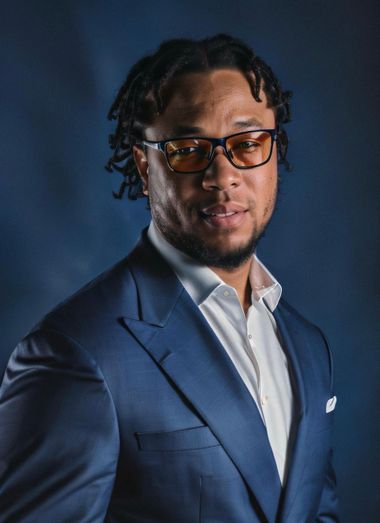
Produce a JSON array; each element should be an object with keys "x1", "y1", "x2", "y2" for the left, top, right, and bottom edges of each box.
[{"x1": 0, "y1": 34, "x2": 339, "y2": 522}]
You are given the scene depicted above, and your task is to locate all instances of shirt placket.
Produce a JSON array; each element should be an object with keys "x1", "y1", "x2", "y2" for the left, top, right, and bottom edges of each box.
[{"x1": 220, "y1": 286, "x2": 264, "y2": 418}]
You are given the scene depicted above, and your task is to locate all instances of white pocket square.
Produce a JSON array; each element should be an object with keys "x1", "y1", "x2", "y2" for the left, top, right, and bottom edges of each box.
[{"x1": 326, "y1": 396, "x2": 337, "y2": 413}]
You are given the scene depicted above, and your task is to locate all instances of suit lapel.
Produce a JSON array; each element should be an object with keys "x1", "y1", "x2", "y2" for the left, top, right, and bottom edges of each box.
[
  {"x1": 273, "y1": 303, "x2": 313, "y2": 523},
  {"x1": 123, "y1": 234, "x2": 282, "y2": 523}
]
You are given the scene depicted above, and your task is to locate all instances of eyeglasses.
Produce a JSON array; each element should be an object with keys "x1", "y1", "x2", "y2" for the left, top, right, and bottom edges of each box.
[{"x1": 137, "y1": 129, "x2": 278, "y2": 174}]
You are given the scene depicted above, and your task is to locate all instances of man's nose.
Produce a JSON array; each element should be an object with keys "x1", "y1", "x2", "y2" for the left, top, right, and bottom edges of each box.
[{"x1": 201, "y1": 146, "x2": 242, "y2": 191}]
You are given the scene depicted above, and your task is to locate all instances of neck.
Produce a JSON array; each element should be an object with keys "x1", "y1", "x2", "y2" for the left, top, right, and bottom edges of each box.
[{"x1": 210, "y1": 259, "x2": 252, "y2": 315}]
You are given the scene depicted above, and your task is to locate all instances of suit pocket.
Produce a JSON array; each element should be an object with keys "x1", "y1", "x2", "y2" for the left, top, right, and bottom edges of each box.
[{"x1": 135, "y1": 425, "x2": 220, "y2": 451}]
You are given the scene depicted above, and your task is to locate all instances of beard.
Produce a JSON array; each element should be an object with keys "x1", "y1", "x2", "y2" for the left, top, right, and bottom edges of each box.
[
  {"x1": 158, "y1": 224, "x2": 266, "y2": 270},
  {"x1": 152, "y1": 199, "x2": 276, "y2": 270},
  {"x1": 149, "y1": 171, "x2": 280, "y2": 271}
]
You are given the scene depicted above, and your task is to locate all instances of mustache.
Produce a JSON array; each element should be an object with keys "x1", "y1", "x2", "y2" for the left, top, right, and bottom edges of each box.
[{"x1": 192, "y1": 199, "x2": 256, "y2": 213}]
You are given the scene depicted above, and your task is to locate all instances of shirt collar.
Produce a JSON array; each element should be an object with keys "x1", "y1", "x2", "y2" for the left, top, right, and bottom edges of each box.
[{"x1": 148, "y1": 221, "x2": 282, "y2": 312}]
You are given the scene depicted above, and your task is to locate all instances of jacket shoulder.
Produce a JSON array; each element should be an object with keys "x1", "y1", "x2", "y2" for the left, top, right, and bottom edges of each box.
[{"x1": 30, "y1": 254, "x2": 138, "y2": 342}]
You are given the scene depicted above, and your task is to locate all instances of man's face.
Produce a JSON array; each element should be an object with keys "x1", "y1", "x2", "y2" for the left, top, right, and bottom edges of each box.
[{"x1": 133, "y1": 68, "x2": 278, "y2": 269}]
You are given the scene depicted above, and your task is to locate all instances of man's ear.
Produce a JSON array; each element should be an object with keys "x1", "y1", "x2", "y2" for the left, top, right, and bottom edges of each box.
[{"x1": 133, "y1": 145, "x2": 149, "y2": 195}]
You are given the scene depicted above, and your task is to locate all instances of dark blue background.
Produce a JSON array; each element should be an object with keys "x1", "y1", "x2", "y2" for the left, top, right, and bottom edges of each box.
[{"x1": 1, "y1": 1, "x2": 379, "y2": 521}]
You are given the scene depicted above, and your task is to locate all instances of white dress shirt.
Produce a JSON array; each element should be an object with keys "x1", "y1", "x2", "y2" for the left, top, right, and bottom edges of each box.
[{"x1": 148, "y1": 222, "x2": 294, "y2": 485}]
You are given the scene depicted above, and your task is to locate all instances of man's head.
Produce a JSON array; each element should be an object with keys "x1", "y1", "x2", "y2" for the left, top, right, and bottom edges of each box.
[{"x1": 106, "y1": 34, "x2": 291, "y2": 269}]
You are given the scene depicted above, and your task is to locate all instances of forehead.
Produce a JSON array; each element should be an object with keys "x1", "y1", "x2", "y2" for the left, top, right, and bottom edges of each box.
[{"x1": 145, "y1": 68, "x2": 275, "y2": 139}]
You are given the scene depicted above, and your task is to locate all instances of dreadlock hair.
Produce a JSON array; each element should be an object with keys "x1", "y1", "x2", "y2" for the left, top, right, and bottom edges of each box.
[{"x1": 106, "y1": 33, "x2": 292, "y2": 200}]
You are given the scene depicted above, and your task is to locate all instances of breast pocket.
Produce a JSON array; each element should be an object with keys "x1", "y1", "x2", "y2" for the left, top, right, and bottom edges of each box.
[{"x1": 135, "y1": 425, "x2": 220, "y2": 452}]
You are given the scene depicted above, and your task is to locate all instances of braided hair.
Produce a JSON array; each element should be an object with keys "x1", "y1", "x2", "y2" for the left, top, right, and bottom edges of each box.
[{"x1": 106, "y1": 34, "x2": 292, "y2": 200}]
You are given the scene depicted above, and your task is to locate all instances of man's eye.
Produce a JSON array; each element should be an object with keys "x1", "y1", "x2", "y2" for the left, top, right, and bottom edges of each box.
[
  {"x1": 237, "y1": 141, "x2": 260, "y2": 149},
  {"x1": 169, "y1": 147, "x2": 200, "y2": 157}
]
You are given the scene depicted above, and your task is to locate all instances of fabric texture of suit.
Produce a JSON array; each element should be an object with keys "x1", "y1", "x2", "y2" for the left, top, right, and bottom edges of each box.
[{"x1": 0, "y1": 230, "x2": 339, "y2": 522}]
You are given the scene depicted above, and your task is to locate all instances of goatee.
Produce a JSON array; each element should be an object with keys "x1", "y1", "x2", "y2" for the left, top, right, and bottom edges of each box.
[{"x1": 156, "y1": 225, "x2": 267, "y2": 270}]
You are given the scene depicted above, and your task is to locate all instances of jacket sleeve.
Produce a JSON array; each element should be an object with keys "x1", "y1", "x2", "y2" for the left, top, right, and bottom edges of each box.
[{"x1": 0, "y1": 329, "x2": 120, "y2": 523}]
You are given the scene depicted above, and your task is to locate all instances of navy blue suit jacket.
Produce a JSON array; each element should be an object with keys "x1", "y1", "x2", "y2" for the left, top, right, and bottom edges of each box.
[{"x1": 0, "y1": 231, "x2": 339, "y2": 522}]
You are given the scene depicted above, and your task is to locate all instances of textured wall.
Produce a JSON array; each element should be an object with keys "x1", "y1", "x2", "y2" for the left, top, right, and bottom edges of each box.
[{"x1": 1, "y1": 1, "x2": 379, "y2": 520}]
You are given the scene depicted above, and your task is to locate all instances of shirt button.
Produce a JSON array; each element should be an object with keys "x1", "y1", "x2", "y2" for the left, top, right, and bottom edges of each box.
[
  {"x1": 248, "y1": 334, "x2": 252, "y2": 339},
  {"x1": 261, "y1": 395, "x2": 268, "y2": 406},
  {"x1": 223, "y1": 290, "x2": 230, "y2": 297}
]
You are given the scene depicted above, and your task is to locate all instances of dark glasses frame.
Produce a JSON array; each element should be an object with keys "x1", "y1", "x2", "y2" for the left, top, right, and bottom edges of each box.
[{"x1": 136, "y1": 128, "x2": 278, "y2": 174}]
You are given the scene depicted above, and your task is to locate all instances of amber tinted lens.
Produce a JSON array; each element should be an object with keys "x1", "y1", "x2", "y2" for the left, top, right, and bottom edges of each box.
[
  {"x1": 227, "y1": 131, "x2": 273, "y2": 167},
  {"x1": 165, "y1": 139, "x2": 212, "y2": 172}
]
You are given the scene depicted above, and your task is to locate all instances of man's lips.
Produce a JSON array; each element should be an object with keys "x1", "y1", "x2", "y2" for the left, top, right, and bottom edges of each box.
[{"x1": 199, "y1": 204, "x2": 248, "y2": 228}]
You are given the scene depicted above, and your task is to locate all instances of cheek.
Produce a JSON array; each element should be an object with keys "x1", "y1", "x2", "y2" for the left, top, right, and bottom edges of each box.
[
  {"x1": 262, "y1": 173, "x2": 278, "y2": 216},
  {"x1": 147, "y1": 159, "x2": 176, "y2": 201},
  {"x1": 248, "y1": 165, "x2": 277, "y2": 193},
  {"x1": 245, "y1": 166, "x2": 278, "y2": 215},
  {"x1": 151, "y1": 170, "x2": 199, "y2": 207}
]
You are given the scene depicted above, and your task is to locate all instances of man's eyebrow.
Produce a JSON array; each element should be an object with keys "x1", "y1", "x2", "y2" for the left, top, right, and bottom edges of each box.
[
  {"x1": 164, "y1": 125, "x2": 204, "y2": 137},
  {"x1": 232, "y1": 117, "x2": 263, "y2": 129},
  {"x1": 164, "y1": 118, "x2": 265, "y2": 138}
]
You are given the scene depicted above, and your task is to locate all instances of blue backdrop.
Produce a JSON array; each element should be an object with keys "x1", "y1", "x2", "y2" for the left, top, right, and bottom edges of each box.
[{"x1": 1, "y1": 1, "x2": 379, "y2": 521}]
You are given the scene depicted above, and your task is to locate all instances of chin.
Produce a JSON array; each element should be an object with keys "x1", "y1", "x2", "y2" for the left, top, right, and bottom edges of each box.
[
  {"x1": 210, "y1": 235, "x2": 249, "y2": 250},
  {"x1": 171, "y1": 230, "x2": 261, "y2": 270}
]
